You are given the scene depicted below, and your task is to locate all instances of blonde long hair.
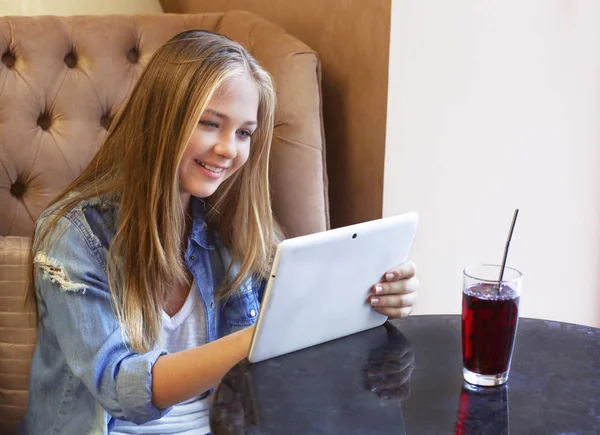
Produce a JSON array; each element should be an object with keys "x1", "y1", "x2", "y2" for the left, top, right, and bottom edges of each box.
[{"x1": 28, "y1": 30, "x2": 280, "y2": 352}]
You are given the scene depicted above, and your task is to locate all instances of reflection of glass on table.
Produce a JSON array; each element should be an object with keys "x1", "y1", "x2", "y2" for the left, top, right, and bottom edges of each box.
[{"x1": 455, "y1": 382, "x2": 509, "y2": 435}]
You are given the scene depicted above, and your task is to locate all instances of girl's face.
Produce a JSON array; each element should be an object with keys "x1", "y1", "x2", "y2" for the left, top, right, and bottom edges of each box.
[{"x1": 178, "y1": 72, "x2": 259, "y2": 205}]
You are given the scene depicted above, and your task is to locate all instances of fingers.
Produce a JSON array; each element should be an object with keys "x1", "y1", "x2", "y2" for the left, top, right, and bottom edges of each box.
[
  {"x1": 373, "y1": 306, "x2": 413, "y2": 318},
  {"x1": 372, "y1": 363, "x2": 415, "y2": 388},
  {"x1": 370, "y1": 290, "x2": 418, "y2": 309},
  {"x1": 366, "y1": 361, "x2": 415, "y2": 400},
  {"x1": 369, "y1": 262, "x2": 419, "y2": 318},
  {"x1": 373, "y1": 276, "x2": 420, "y2": 296},
  {"x1": 367, "y1": 349, "x2": 415, "y2": 376},
  {"x1": 383, "y1": 261, "x2": 417, "y2": 282},
  {"x1": 372, "y1": 378, "x2": 412, "y2": 401}
]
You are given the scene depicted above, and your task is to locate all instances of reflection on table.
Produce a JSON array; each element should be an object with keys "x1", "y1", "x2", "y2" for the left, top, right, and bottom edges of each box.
[
  {"x1": 211, "y1": 315, "x2": 600, "y2": 434},
  {"x1": 455, "y1": 382, "x2": 509, "y2": 435},
  {"x1": 211, "y1": 322, "x2": 414, "y2": 435}
]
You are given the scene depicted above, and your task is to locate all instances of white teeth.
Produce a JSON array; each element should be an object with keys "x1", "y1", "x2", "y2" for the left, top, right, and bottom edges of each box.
[{"x1": 196, "y1": 160, "x2": 223, "y2": 173}]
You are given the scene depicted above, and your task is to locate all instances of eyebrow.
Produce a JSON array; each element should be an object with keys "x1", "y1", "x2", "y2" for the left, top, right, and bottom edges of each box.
[{"x1": 204, "y1": 109, "x2": 257, "y2": 126}]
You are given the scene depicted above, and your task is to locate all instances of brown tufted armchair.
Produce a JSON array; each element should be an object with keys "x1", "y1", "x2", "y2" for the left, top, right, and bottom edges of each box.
[{"x1": 0, "y1": 11, "x2": 329, "y2": 433}]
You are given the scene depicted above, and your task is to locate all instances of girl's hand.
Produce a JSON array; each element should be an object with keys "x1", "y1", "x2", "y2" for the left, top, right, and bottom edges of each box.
[{"x1": 368, "y1": 262, "x2": 419, "y2": 318}]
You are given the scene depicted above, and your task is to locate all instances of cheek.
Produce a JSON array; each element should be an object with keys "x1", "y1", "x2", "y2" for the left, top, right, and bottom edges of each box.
[
  {"x1": 184, "y1": 131, "x2": 202, "y2": 155},
  {"x1": 178, "y1": 149, "x2": 200, "y2": 185},
  {"x1": 177, "y1": 159, "x2": 191, "y2": 185},
  {"x1": 178, "y1": 130, "x2": 204, "y2": 176},
  {"x1": 232, "y1": 143, "x2": 251, "y2": 170},
  {"x1": 179, "y1": 138, "x2": 196, "y2": 171}
]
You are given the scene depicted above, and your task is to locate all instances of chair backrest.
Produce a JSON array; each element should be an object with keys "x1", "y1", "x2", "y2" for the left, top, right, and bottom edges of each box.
[
  {"x1": 0, "y1": 11, "x2": 329, "y2": 238},
  {"x1": 0, "y1": 11, "x2": 328, "y2": 433}
]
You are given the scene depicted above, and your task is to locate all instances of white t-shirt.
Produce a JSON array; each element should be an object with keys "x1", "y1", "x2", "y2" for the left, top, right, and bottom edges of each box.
[{"x1": 111, "y1": 282, "x2": 212, "y2": 434}]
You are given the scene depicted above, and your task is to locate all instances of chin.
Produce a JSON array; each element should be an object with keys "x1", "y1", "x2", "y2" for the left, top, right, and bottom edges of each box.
[
  {"x1": 179, "y1": 175, "x2": 226, "y2": 200},
  {"x1": 190, "y1": 187, "x2": 218, "y2": 198}
]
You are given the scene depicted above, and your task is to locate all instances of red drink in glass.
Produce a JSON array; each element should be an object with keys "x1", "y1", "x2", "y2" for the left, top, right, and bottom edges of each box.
[
  {"x1": 462, "y1": 265, "x2": 523, "y2": 386},
  {"x1": 462, "y1": 284, "x2": 519, "y2": 375}
]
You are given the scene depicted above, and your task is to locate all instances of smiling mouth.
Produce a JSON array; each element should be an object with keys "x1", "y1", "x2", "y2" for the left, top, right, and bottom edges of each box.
[{"x1": 194, "y1": 159, "x2": 225, "y2": 173}]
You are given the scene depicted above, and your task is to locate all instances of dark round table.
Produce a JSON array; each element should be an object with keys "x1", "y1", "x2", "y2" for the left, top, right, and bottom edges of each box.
[{"x1": 210, "y1": 315, "x2": 600, "y2": 434}]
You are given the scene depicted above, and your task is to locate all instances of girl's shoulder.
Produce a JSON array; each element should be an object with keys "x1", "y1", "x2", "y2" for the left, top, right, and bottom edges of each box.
[{"x1": 37, "y1": 193, "x2": 120, "y2": 250}]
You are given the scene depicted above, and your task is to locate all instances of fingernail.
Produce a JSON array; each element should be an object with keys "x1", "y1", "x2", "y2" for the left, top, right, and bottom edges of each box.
[
  {"x1": 375, "y1": 285, "x2": 383, "y2": 294},
  {"x1": 386, "y1": 273, "x2": 395, "y2": 281},
  {"x1": 371, "y1": 297, "x2": 379, "y2": 306}
]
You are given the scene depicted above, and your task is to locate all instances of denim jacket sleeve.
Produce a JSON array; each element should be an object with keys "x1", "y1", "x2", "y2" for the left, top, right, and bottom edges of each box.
[
  {"x1": 34, "y1": 214, "x2": 172, "y2": 424},
  {"x1": 255, "y1": 276, "x2": 267, "y2": 303}
]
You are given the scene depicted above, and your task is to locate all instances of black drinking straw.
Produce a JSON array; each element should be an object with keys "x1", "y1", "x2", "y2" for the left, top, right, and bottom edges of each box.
[{"x1": 498, "y1": 209, "x2": 519, "y2": 291}]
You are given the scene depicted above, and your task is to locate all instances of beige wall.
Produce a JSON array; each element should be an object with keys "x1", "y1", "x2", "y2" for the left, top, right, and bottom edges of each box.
[
  {"x1": 385, "y1": 0, "x2": 600, "y2": 327},
  {"x1": 161, "y1": 0, "x2": 391, "y2": 229},
  {"x1": 0, "y1": 0, "x2": 162, "y2": 15}
]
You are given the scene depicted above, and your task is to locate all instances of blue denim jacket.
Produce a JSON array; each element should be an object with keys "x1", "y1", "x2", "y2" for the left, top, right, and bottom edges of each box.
[{"x1": 18, "y1": 195, "x2": 264, "y2": 435}]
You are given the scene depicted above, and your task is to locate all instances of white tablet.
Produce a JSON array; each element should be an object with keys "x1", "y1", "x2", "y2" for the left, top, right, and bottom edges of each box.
[{"x1": 248, "y1": 212, "x2": 418, "y2": 363}]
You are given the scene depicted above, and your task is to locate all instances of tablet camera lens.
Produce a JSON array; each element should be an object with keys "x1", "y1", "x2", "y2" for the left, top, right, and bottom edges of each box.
[{"x1": 352, "y1": 233, "x2": 357, "y2": 239}]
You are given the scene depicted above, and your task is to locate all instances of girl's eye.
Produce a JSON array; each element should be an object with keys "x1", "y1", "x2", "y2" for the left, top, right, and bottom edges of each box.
[
  {"x1": 199, "y1": 120, "x2": 219, "y2": 129},
  {"x1": 237, "y1": 129, "x2": 253, "y2": 139}
]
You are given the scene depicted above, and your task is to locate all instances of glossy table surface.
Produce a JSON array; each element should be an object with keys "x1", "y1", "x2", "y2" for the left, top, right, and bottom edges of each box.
[{"x1": 210, "y1": 315, "x2": 600, "y2": 434}]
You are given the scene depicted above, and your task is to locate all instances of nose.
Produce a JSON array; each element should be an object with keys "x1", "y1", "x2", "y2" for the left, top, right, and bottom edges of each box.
[{"x1": 214, "y1": 131, "x2": 237, "y2": 160}]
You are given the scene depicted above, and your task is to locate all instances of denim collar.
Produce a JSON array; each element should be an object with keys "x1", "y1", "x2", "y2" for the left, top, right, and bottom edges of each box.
[{"x1": 190, "y1": 197, "x2": 215, "y2": 250}]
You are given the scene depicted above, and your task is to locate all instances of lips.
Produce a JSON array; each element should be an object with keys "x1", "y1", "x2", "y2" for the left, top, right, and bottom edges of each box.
[
  {"x1": 193, "y1": 159, "x2": 230, "y2": 180},
  {"x1": 194, "y1": 159, "x2": 228, "y2": 173}
]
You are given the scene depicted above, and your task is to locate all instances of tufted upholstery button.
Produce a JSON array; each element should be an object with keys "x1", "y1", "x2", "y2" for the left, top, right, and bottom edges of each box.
[
  {"x1": 127, "y1": 48, "x2": 139, "y2": 64},
  {"x1": 2, "y1": 51, "x2": 15, "y2": 68},
  {"x1": 100, "y1": 113, "x2": 111, "y2": 129},
  {"x1": 64, "y1": 51, "x2": 77, "y2": 68},
  {"x1": 10, "y1": 181, "x2": 26, "y2": 199},
  {"x1": 37, "y1": 113, "x2": 52, "y2": 131}
]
